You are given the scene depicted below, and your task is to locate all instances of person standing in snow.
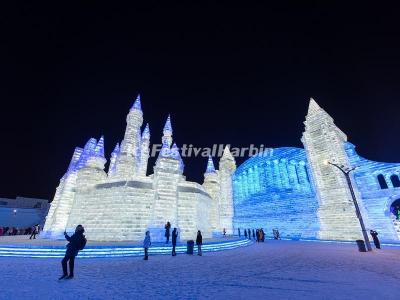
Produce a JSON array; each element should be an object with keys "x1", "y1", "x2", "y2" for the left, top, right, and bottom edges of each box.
[
  {"x1": 196, "y1": 230, "x2": 203, "y2": 256},
  {"x1": 238, "y1": 228, "x2": 241, "y2": 237},
  {"x1": 252, "y1": 229, "x2": 256, "y2": 240},
  {"x1": 244, "y1": 229, "x2": 247, "y2": 238},
  {"x1": 59, "y1": 225, "x2": 87, "y2": 280},
  {"x1": 247, "y1": 229, "x2": 251, "y2": 239},
  {"x1": 256, "y1": 229, "x2": 260, "y2": 242},
  {"x1": 165, "y1": 221, "x2": 171, "y2": 244},
  {"x1": 223, "y1": 228, "x2": 226, "y2": 236},
  {"x1": 143, "y1": 231, "x2": 151, "y2": 260},
  {"x1": 171, "y1": 227, "x2": 178, "y2": 256},
  {"x1": 370, "y1": 230, "x2": 381, "y2": 249},
  {"x1": 29, "y1": 224, "x2": 39, "y2": 240},
  {"x1": 260, "y1": 228, "x2": 265, "y2": 242}
]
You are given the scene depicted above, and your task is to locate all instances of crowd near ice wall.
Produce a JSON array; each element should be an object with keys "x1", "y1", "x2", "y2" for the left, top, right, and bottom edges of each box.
[{"x1": 233, "y1": 99, "x2": 400, "y2": 242}]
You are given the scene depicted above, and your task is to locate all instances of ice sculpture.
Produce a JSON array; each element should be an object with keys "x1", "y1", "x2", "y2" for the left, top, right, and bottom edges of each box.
[
  {"x1": 233, "y1": 98, "x2": 400, "y2": 242},
  {"x1": 43, "y1": 96, "x2": 235, "y2": 242}
]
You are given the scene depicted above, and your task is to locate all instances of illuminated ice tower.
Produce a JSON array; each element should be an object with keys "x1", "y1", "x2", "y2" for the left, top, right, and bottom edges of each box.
[
  {"x1": 114, "y1": 95, "x2": 143, "y2": 179},
  {"x1": 218, "y1": 146, "x2": 236, "y2": 234},
  {"x1": 149, "y1": 116, "x2": 185, "y2": 241},
  {"x1": 138, "y1": 124, "x2": 150, "y2": 177},
  {"x1": 302, "y1": 98, "x2": 366, "y2": 240},
  {"x1": 202, "y1": 156, "x2": 221, "y2": 234}
]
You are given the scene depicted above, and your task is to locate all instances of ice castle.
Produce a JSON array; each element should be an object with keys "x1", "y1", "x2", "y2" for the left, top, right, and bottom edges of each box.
[
  {"x1": 233, "y1": 98, "x2": 400, "y2": 243},
  {"x1": 43, "y1": 95, "x2": 236, "y2": 241}
]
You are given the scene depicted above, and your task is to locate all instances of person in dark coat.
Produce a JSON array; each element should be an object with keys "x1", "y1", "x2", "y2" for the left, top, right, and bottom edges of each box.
[
  {"x1": 252, "y1": 229, "x2": 256, "y2": 240},
  {"x1": 247, "y1": 229, "x2": 251, "y2": 239},
  {"x1": 370, "y1": 230, "x2": 381, "y2": 249},
  {"x1": 196, "y1": 230, "x2": 203, "y2": 256},
  {"x1": 260, "y1": 228, "x2": 265, "y2": 242},
  {"x1": 29, "y1": 224, "x2": 39, "y2": 240},
  {"x1": 171, "y1": 227, "x2": 178, "y2": 256},
  {"x1": 59, "y1": 225, "x2": 87, "y2": 280},
  {"x1": 244, "y1": 229, "x2": 247, "y2": 238},
  {"x1": 143, "y1": 230, "x2": 151, "y2": 260},
  {"x1": 256, "y1": 229, "x2": 260, "y2": 242},
  {"x1": 165, "y1": 221, "x2": 171, "y2": 244},
  {"x1": 238, "y1": 228, "x2": 241, "y2": 237}
]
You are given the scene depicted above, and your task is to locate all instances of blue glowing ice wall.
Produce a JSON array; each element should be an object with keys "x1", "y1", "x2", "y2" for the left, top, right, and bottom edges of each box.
[
  {"x1": 346, "y1": 143, "x2": 400, "y2": 242},
  {"x1": 233, "y1": 147, "x2": 319, "y2": 239}
]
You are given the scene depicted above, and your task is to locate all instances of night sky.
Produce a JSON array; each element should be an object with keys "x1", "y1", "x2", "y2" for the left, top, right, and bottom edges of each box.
[{"x1": 1, "y1": 2, "x2": 400, "y2": 200}]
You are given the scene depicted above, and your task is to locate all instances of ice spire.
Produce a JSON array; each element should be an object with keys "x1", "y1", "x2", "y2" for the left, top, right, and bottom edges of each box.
[
  {"x1": 95, "y1": 136, "x2": 105, "y2": 157},
  {"x1": 307, "y1": 98, "x2": 324, "y2": 116},
  {"x1": 142, "y1": 123, "x2": 150, "y2": 140},
  {"x1": 112, "y1": 143, "x2": 120, "y2": 154},
  {"x1": 162, "y1": 114, "x2": 173, "y2": 147},
  {"x1": 108, "y1": 143, "x2": 120, "y2": 177},
  {"x1": 163, "y1": 114, "x2": 172, "y2": 133},
  {"x1": 205, "y1": 155, "x2": 216, "y2": 173},
  {"x1": 130, "y1": 94, "x2": 142, "y2": 111}
]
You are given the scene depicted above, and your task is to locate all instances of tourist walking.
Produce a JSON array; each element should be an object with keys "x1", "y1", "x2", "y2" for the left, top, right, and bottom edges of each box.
[
  {"x1": 59, "y1": 225, "x2": 87, "y2": 280},
  {"x1": 165, "y1": 221, "x2": 171, "y2": 244},
  {"x1": 247, "y1": 229, "x2": 251, "y2": 239},
  {"x1": 256, "y1": 229, "x2": 260, "y2": 242},
  {"x1": 260, "y1": 228, "x2": 265, "y2": 242},
  {"x1": 171, "y1": 227, "x2": 178, "y2": 256},
  {"x1": 196, "y1": 230, "x2": 203, "y2": 256},
  {"x1": 29, "y1": 224, "x2": 39, "y2": 240},
  {"x1": 143, "y1": 231, "x2": 151, "y2": 260},
  {"x1": 252, "y1": 229, "x2": 256, "y2": 240},
  {"x1": 370, "y1": 230, "x2": 381, "y2": 249},
  {"x1": 238, "y1": 228, "x2": 241, "y2": 237},
  {"x1": 244, "y1": 229, "x2": 247, "y2": 238}
]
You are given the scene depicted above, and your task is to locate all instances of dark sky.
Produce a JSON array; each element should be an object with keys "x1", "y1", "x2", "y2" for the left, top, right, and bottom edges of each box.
[{"x1": 1, "y1": 2, "x2": 400, "y2": 200}]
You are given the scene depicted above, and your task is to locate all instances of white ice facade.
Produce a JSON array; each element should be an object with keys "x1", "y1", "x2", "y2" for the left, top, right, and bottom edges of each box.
[{"x1": 43, "y1": 96, "x2": 235, "y2": 241}]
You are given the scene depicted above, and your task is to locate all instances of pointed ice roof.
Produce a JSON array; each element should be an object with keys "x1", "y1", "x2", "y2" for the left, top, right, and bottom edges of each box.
[
  {"x1": 163, "y1": 114, "x2": 173, "y2": 133},
  {"x1": 142, "y1": 123, "x2": 150, "y2": 139},
  {"x1": 130, "y1": 94, "x2": 142, "y2": 111},
  {"x1": 111, "y1": 143, "x2": 120, "y2": 155},
  {"x1": 307, "y1": 98, "x2": 323, "y2": 115},
  {"x1": 95, "y1": 136, "x2": 105, "y2": 157},
  {"x1": 221, "y1": 145, "x2": 234, "y2": 161},
  {"x1": 83, "y1": 137, "x2": 98, "y2": 155},
  {"x1": 205, "y1": 155, "x2": 216, "y2": 173}
]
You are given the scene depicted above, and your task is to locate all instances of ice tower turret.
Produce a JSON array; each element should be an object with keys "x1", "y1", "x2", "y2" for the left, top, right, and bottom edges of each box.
[
  {"x1": 302, "y1": 98, "x2": 367, "y2": 240},
  {"x1": 218, "y1": 146, "x2": 236, "y2": 234},
  {"x1": 108, "y1": 143, "x2": 120, "y2": 178},
  {"x1": 138, "y1": 123, "x2": 150, "y2": 177},
  {"x1": 114, "y1": 94, "x2": 143, "y2": 179},
  {"x1": 202, "y1": 156, "x2": 221, "y2": 235},
  {"x1": 150, "y1": 116, "x2": 184, "y2": 241},
  {"x1": 162, "y1": 114, "x2": 173, "y2": 147}
]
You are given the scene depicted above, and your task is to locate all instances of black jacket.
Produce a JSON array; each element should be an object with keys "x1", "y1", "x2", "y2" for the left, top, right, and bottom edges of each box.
[
  {"x1": 196, "y1": 233, "x2": 202, "y2": 245},
  {"x1": 171, "y1": 229, "x2": 178, "y2": 245},
  {"x1": 65, "y1": 232, "x2": 87, "y2": 257}
]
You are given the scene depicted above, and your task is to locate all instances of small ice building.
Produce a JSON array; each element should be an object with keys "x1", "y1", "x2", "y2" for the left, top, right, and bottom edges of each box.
[{"x1": 42, "y1": 96, "x2": 235, "y2": 241}]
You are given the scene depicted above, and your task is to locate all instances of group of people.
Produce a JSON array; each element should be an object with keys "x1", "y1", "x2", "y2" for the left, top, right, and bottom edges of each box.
[
  {"x1": 239, "y1": 228, "x2": 267, "y2": 242},
  {"x1": 146, "y1": 221, "x2": 203, "y2": 259},
  {"x1": 0, "y1": 225, "x2": 40, "y2": 237}
]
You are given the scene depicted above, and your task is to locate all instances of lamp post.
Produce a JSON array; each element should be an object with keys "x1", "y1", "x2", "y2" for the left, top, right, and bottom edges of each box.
[{"x1": 325, "y1": 161, "x2": 372, "y2": 251}]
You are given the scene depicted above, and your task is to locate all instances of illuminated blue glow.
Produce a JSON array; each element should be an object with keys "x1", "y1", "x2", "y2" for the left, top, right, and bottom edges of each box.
[
  {"x1": 206, "y1": 156, "x2": 216, "y2": 173},
  {"x1": 233, "y1": 147, "x2": 319, "y2": 240},
  {"x1": 142, "y1": 123, "x2": 150, "y2": 139},
  {"x1": 163, "y1": 114, "x2": 172, "y2": 133},
  {"x1": 95, "y1": 136, "x2": 105, "y2": 157},
  {"x1": 233, "y1": 144, "x2": 400, "y2": 243},
  {"x1": 130, "y1": 94, "x2": 142, "y2": 111},
  {"x1": 0, "y1": 238, "x2": 252, "y2": 258}
]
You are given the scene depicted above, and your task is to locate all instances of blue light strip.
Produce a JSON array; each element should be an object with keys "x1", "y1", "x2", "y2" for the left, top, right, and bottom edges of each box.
[{"x1": 0, "y1": 238, "x2": 253, "y2": 259}]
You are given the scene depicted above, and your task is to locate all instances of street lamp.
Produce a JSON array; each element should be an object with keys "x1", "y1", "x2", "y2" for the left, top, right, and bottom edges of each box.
[{"x1": 324, "y1": 160, "x2": 372, "y2": 251}]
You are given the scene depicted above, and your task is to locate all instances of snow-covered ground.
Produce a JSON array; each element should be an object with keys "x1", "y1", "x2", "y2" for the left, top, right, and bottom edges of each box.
[{"x1": 0, "y1": 240, "x2": 398, "y2": 299}]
